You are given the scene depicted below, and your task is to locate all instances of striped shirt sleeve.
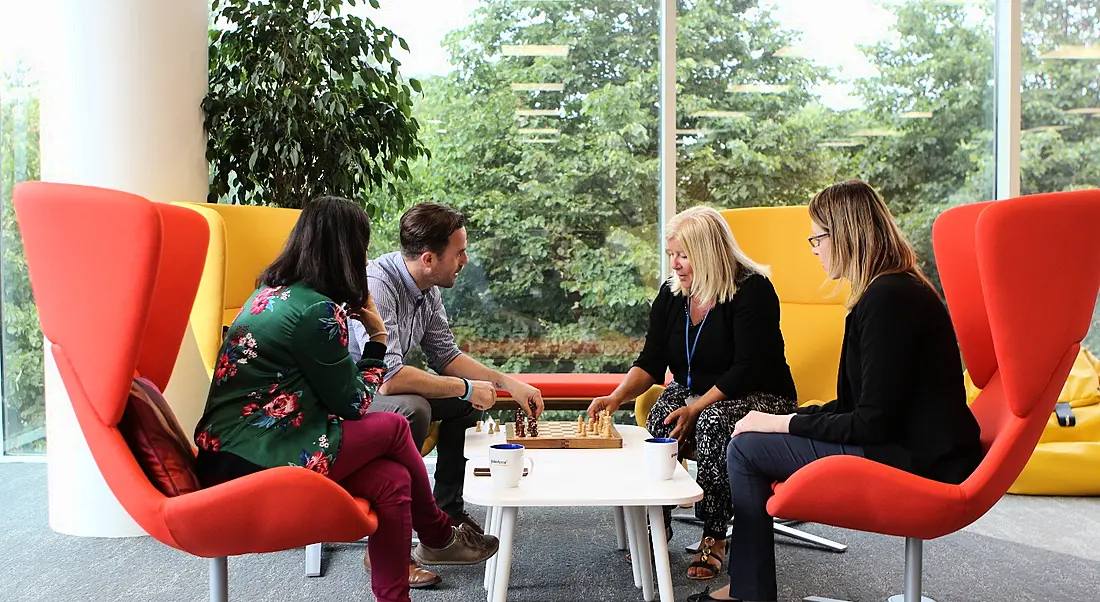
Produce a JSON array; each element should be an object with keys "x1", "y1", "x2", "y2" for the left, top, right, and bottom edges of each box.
[
  {"x1": 368, "y1": 278, "x2": 408, "y2": 383},
  {"x1": 421, "y1": 293, "x2": 462, "y2": 374}
]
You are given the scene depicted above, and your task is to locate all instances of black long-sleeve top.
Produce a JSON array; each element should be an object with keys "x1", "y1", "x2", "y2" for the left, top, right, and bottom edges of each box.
[
  {"x1": 634, "y1": 273, "x2": 797, "y2": 402},
  {"x1": 789, "y1": 272, "x2": 983, "y2": 484}
]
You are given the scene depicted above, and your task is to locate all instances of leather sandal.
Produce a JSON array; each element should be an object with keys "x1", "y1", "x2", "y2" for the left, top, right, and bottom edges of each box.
[
  {"x1": 363, "y1": 554, "x2": 442, "y2": 589},
  {"x1": 687, "y1": 536, "x2": 725, "y2": 580}
]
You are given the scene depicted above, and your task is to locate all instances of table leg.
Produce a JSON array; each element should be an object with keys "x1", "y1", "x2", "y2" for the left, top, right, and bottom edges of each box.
[
  {"x1": 484, "y1": 506, "x2": 499, "y2": 592},
  {"x1": 630, "y1": 506, "x2": 655, "y2": 602},
  {"x1": 613, "y1": 506, "x2": 628, "y2": 550},
  {"x1": 647, "y1": 506, "x2": 675, "y2": 602},
  {"x1": 486, "y1": 506, "x2": 505, "y2": 600},
  {"x1": 491, "y1": 507, "x2": 518, "y2": 602},
  {"x1": 624, "y1": 506, "x2": 642, "y2": 588}
]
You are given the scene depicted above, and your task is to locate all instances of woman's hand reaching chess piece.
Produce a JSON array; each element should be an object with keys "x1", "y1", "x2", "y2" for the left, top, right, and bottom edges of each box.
[{"x1": 587, "y1": 394, "x2": 622, "y2": 420}]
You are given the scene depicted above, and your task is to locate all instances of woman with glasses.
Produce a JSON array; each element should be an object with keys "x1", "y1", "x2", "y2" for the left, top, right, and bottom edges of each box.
[
  {"x1": 686, "y1": 180, "x2": 983, "y2": 602},
  {"x1": 589, "y1": 205, "x2": 797, "y2": 581}
]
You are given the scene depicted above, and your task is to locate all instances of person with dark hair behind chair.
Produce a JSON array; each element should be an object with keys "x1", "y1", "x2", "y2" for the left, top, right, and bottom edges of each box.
[
  {"x1": 685, "y1": 180, "x2": 983, "y2": 602},
  {"x1": 193, "y1": 196, "x2": 498, "y2": 602}
]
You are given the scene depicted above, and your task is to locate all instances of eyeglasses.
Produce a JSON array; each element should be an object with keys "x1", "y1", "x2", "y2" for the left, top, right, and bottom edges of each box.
[{"x1": 807, "y1": 232, "x2": 830, "y2": 248}]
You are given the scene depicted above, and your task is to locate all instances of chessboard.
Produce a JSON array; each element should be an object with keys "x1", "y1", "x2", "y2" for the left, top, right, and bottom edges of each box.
[{"x1": 504, "y1": 413, "x2": 623, "y2": 449}]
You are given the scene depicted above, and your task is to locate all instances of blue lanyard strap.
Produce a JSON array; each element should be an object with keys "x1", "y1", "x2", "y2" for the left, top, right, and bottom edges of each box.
[{"x1": 684, "y1": 301, "x2": 710, "y2": 389}]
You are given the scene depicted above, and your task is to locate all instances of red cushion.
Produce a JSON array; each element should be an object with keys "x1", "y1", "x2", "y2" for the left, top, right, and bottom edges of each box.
[
  {"x1": 118, "y1": 378, "x2": 200, "y2": 497},
  {"x1": 500, "y1": 373, "x2": 628, "y2": 399}
]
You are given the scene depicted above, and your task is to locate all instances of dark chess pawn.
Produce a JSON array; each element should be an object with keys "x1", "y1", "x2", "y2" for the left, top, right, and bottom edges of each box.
[
  {"x1": 515, "y1": 409, "x2": 526, "y2": 437},
  {"x1": 527, "y1": 400, "x2": 540, "y2": 437}
]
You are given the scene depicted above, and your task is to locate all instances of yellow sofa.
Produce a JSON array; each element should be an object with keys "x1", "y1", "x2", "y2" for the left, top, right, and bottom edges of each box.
[
  {"x1": 174, "y1": 203, "x2": 303, "y2": 372},
  {"x1": 966, "y1": 348, "x2": 1100, "y2": 495},
  {"x1": 636, "y1": 205, "x2": 849, "y2": 426}
]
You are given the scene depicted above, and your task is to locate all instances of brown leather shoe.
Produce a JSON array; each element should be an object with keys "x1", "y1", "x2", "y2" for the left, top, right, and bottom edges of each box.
[
  {"x1": 363, "y1": 553, "x2": 442, "y2": 589},
  {"x1": 407, "y1": 561, "x2": 442, "y2": 589}
]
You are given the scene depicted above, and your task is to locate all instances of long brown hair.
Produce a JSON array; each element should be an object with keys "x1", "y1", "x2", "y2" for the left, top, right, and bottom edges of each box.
[{"x1": 808, "y1": 180, "x2": 932, "y2": 308}]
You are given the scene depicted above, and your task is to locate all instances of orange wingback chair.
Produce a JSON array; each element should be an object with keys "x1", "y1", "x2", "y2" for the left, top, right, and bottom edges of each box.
[
  {"x1": 16, "y1": 183, "x2": 378, "y2": 602},
  {"x1": 767, "y1": 190, "x2": 1100, "y2": 602}
]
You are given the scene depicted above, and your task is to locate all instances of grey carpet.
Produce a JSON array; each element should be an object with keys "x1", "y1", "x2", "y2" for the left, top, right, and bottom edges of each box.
[{"x1": 1, "y1": 463, "x2": 1097, "y2": 602}]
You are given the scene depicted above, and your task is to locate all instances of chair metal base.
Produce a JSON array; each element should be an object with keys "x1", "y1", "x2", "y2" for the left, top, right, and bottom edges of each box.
[
  {"x1": 674, "y1": 513, "x2": 848, "y2": 554},
  {"x1": 804, "y1": 537, "x2": 932, "y2": 602},
  {"x1": 804, "y1": 597, "x2": 935, "y2": 602},
  {"x1": 209, "y1": 557, "x2": 228, "y2": 602},
  {"x1": 305, "y1": 543, "x2": 322, "y2": 577},
  {"x1": 774, "y1": 520, "x2": 847, "y2": 553},
  {"x1": 304, "y1": 536, "x2": 412, "y2": 577}
]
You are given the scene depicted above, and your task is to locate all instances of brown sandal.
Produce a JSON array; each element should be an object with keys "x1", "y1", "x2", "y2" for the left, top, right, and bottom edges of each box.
[{"x1": 687, "y1": 536, "x2": 725, "y2": 580}]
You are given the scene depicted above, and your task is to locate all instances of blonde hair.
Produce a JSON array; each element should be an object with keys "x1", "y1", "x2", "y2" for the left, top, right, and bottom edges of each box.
[
  {"x1": 665, "y1": 205, "x2": 769, "y2": 306},
  {"x1": 808, "y1": 180, "x2": 933, "y2": 308}
]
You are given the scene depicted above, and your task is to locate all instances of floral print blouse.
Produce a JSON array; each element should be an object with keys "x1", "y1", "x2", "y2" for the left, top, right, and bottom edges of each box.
[{"x1": 194, "y1": 283, "x2": 385, "y2": 477}]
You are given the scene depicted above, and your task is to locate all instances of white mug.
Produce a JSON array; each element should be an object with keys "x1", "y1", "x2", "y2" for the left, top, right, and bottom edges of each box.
[
  {"x1": 489, "y1": 443, "x2": 532, "y2": 489},
  {"x1": 643, "y1": 437, "x2": 678, "y2": 481}
]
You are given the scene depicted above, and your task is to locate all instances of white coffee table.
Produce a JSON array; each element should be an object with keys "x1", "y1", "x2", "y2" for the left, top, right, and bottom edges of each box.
[{"x1": 464, "y1": 424, "x2": 703, "y2": 602}]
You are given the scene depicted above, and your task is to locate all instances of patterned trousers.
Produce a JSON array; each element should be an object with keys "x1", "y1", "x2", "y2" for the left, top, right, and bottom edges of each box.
[{"x1": 646, "y1": 381, "x2": 795, "y2": 539}]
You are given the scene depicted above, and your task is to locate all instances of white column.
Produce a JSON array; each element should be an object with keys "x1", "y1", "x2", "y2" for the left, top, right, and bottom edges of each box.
[
  {"x1": 994, "y1": 0, "x2": 1022, "y2": 200},
  {"x1": 658, "y1": 0, "x2": 677, "y2": 282},
  {"x1": 43, "y1": 337, "x2": 143, "y2": 537},
  {"x1": 40, "y1": 0, "x2": 209, "y2": 202},
  {"x1": 39, "y1": 0, "x2": 209, "y2": 537}
]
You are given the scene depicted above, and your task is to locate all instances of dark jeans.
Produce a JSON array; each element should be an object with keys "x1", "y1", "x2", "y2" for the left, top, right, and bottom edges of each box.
[
  {"x1": 366, "y1": 394, "x2": 480, "y2": 519},
  {"x1": 726, "y1": 433, "x2": 864, "y2": 601}
]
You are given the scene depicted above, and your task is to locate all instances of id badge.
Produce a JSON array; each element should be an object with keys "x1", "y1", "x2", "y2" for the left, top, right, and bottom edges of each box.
[{"x1": 685, "y1": 394, "x2": 701, "y2": 406}]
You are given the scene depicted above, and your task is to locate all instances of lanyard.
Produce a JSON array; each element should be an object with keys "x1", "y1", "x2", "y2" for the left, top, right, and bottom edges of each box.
[{"x1": 684, "y1": 301, "x2": 710, "y2": 389}]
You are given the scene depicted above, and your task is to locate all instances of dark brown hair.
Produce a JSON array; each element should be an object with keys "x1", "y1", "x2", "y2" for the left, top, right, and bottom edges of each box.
[
  {"x1": 259, "y1": 196, "x2": 370, "y2": 308},
  {"x1": 399, "y1": 202, "x2": 466, "y2": 258}
]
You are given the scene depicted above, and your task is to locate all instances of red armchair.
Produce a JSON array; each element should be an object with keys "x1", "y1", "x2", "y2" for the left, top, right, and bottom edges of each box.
[
  {"x1": 767, "y1": 190, "x2": 1100, "y2": 602},
  {"x1": 15, "y1": 182, "x2": 378, "y2": 602}
]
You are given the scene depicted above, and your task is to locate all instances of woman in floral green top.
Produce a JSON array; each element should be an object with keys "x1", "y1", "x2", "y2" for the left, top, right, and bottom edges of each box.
[{"x1": 193, "y1": 197, "x2": 497, "y2": 602}]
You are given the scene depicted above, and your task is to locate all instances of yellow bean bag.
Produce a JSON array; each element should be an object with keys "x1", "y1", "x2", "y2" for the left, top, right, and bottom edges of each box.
[{"x1": 966, "y1": 348, "x2": 1100, "y2": 495}]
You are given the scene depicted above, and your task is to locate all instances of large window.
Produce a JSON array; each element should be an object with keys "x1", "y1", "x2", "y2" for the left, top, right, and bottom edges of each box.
[
  {"x1": 1021, "y1": 0, "x2": 1100, "y2": 354},
  {"x1": 371, "y1": 0, "x2": 661, "y2": 375},
  {"x1": 678, "y1": 0, "x2": 996, "y2": 294},
  {"x1": 0, "y1": 0, "x2": 1093, "y2": 454},
  {"x1": 371, "y1": 0, "x2": 997, "y2": 379},
  {"x1": 1, "y1": 3, "x2": 46, "y2": 455}
]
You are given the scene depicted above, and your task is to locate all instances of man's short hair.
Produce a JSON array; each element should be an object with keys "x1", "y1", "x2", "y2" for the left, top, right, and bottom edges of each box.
[{"x1": 400, "y1": 202, "x2": 467, "y2": 258}]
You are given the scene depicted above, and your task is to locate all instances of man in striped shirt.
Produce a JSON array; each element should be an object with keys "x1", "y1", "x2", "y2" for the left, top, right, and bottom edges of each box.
[{"x1": 349, "y1": 202, "x2": 545, "y2": 540}]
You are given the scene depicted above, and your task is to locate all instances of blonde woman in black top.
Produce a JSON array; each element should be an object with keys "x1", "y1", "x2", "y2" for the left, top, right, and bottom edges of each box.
[
  {"x1": 588, "y1": 205, "x2": 796, "y2": 581},
  {"x1": 687, "y1": 181, "x2": 983, "y2": 602}
]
